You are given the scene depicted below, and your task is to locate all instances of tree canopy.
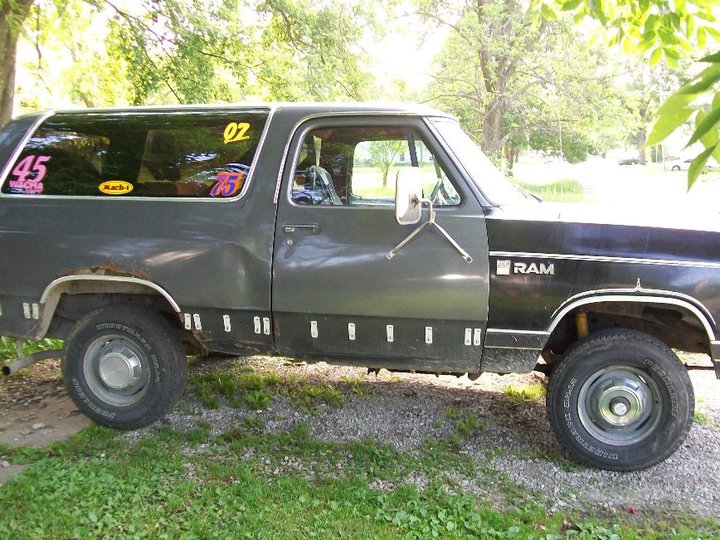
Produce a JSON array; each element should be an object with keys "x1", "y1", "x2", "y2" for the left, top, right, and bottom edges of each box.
[
  {"x1": 1, "y1": 0, "x2": 718, "y2": 189},
  {"x1": 541, "y1": 0, "x2": 719, "y2": 187},
  {"x1": 1, "y1": 0, "x2": 375, "y2": 125}
]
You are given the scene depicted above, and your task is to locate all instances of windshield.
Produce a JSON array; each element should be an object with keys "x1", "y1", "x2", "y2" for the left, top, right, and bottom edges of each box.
[{"x1": 429, "y1": 117, "x2": 528, "y2": 206}]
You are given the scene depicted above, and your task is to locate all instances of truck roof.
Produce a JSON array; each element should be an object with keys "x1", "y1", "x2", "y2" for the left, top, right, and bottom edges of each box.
[{"x1": 13, "y1": 102, "x2": 453, "y2": 120}]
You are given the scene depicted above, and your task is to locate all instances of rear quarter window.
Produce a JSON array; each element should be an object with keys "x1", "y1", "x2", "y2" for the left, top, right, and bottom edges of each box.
[{"x1": 1, "y1": 110, "x2": 269, "y2": 199}]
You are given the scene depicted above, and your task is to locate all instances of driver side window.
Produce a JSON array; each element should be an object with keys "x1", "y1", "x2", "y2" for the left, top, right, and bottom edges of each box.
[{"x1": 290, "y1": 126, "x2": 461, "y2": 207}]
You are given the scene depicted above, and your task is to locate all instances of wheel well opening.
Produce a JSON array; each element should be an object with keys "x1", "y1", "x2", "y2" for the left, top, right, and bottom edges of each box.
[{"x1": 544, "y1": 302, "x2": 711, "y2": 359}]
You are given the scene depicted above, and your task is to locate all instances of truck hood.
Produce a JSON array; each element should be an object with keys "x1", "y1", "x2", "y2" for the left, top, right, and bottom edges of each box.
[
  {"x1": 494, "y1": 201, "x2": 720, "y2": 233},
  {"x1": 486, "y1": 202, "x2": 720, "y2": 263}
]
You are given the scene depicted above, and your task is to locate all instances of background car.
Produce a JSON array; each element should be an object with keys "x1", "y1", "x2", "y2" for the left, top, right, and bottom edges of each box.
[
  {"x1": 666, "y1": 158, "x2": 692, "y2": 171},
  {"x1": 617, "y1": 156, "x2": 639, "y2": 165}
]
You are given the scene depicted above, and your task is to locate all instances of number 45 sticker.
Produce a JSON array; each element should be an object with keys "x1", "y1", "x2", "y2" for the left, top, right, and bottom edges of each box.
[{"x1": 9, "y1": 155, "x2": 51, "y2": 194}]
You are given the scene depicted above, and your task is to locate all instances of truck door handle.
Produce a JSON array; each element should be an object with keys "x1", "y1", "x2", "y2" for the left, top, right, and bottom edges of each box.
[{"x1": 283, "y1": 223, "x2": 320, "y2": 234}]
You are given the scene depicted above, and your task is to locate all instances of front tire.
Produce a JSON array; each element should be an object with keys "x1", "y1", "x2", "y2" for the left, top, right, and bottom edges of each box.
[
  {"x1": 63, "y1": 305, "x2": 187, "y2": 429},
  {"x1": 547, "y1": 329, "x2": 693, "y2": 471}
]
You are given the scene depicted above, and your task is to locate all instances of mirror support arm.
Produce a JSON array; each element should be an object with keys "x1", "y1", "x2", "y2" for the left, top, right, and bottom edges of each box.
[{"x1": 386, "y1": 198, "x2": 473, "y2": 263}]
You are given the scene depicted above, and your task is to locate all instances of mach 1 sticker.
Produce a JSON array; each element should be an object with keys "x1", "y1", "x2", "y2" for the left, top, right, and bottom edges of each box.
[{"x1": 99, "y1": 181, "x2": 134, "y2": 195}]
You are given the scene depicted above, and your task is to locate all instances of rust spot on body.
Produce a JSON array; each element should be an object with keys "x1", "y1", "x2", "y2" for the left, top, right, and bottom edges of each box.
[{"x1": 68, "y1": 263, "x2": 151, "y2": 280}]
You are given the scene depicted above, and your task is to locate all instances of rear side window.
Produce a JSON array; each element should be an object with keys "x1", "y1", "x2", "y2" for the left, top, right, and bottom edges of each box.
[{"x1": 1, "y1": 110, "x2": 269, "y2": 198}]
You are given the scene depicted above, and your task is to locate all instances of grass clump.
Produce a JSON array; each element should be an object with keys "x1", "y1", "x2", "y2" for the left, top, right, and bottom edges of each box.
[
  {"x1": 291, "y1": 384, "x2": 343, "y2": 410},
  {"x1": 694, "y1": 411, "x2": 720, "y2": 431},
  {"x1": 439, "y1": 408, "x2": 484, "y2": 450},
  {"x1": 514, "y1": 178, "x2": 586, "y2": 203},
  {"x1": 341, "y1": 375, "x2": 366, "y2": 396},
  {"x1": 189, "y1": 368, "x2": 286, "y2": 410},
  {"x1": 0, "y1": 337, "x2": 64, "y2": 363},
  {"x1": 243, "y1": 389, "x2": 271, "y2": 410},
  {"x1": 504, "y1": 381, "x2": 547, "y2": 404},
  {"x1": 189, "y1": 364, "x2": 344, "y2": 412}
]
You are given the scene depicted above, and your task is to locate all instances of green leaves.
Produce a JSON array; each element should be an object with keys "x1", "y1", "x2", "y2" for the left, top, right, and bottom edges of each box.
[
  {"x1": 645, "y1": 106, "x2": 694, "y2": 148},
  {"x1": 687, "y1": 104, "x2": 720, "y2": 147},
  {"x1": 681, "y1": 63, "x2": 720, "y2": 95},
  {"x1": 688, "y1": 144, "x2": 717, "y2": 189},
  {"x1": 547, "y1": 0, "x2": 720, "y2": 190}
]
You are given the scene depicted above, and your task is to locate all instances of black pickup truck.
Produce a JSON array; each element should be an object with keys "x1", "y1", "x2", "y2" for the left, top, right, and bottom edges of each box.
[{"x1": 0, "y1": 103, "x2": 717, "y2": 471}]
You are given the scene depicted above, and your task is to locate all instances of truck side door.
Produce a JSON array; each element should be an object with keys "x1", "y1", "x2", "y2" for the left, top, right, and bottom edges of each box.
[{"x1": 272, "y1": 116, "x2": 489, "y2": 373}]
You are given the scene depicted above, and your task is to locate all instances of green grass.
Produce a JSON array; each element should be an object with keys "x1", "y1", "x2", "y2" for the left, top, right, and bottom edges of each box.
[
  {"x1": 504, "y1": 380, "x2": 547, "y2": 404},
  {"x1": 1, "y1": 423, "x2": 717, "y2": 538},
  {"x1": 513, "y1": 178, "x2": 586, "y2": 203},
  {"x1": 2, "y1": 353, "x2": 717, "y2": 537},
  {"x1": 694, "y1": 411, "x2": 720, "y2": 431},
  {"x1": 0, "y1": 336, "x2": 63, "y2": 363},
  {"x1": 189, "y1": 366, "x2": 343, "y2": 412}
]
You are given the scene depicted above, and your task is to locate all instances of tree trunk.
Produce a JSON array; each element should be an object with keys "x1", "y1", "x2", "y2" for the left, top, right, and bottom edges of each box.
[
  {"x1": 503, "y1": 141, "x2": 515, "y2": 172},
  {"x1": 0, "y1": 0, "x2": 35, "y2": 127},
  {"x1": 635, "y1": 128, "x2": 647, "y2": 165},
  {"x1": 482, "y1": 98, "x2": 503, "y2": 160}
]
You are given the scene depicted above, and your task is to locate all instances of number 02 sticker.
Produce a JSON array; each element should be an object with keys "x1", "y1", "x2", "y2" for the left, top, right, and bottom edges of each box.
[{"x1": 223, "y1": 122, "x2": 250, "y2": 144}]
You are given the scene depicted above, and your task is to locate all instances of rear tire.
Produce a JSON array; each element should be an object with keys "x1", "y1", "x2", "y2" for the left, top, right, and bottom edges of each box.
[
  {"x1": 63, "y1": 305, "x2": 187, "y2": 429},
  {"x1": 547, "y1": 329, "x2": 693, "y2": 471}
]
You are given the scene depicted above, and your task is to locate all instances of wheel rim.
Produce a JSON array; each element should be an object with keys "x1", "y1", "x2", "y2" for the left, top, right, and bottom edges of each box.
[
  {"x1": 577, "y1": 366, "x2": 662, "y2": 446},
  {"x1": 83, "y1": 334, "x2": 150, "y2": 407}
]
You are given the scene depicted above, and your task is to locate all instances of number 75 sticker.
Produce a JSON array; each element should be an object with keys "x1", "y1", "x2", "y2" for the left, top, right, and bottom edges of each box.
[{"x1": 210, "y1": 171, "x2": 244, "y2": 198}]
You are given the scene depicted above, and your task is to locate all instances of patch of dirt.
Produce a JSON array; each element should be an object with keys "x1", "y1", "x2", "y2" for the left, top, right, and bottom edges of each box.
[
  {"x1": 0, "y1": 463, "x2": 28, "y2": 487},
  {"x1": 0, "y1": 359, "x2": 91, "y2": 449}
]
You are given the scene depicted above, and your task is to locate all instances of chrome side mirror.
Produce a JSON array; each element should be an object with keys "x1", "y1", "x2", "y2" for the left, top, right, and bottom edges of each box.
[{"x1": 394, "y1": 168, "x2": 423, "y2": 225}]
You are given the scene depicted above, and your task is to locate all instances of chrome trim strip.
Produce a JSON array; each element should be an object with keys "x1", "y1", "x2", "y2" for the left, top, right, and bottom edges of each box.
[
  {"x1": 489, "y1": 250, "x2": 720, "y2": 270},
  {"x1": 0, "y1": 110, "x2": 56, "y2": 190},
  {"x1": 552, "y1": 286, "x2": 716, "y2": 326},
  {"x1": 486, "y1": 328, "x2": 550, "y2": 337},
  {"x1": 484, "y1": 345, "x2": 545, "y2": 351},
  {"x1": 40, "y1": 275, "x2": 181, "y2": 312},
  {"x1": 548, "y1": 292, "x2": 717, "y2": 342},
  {"x1": 0, "y1": 108, "x2": 275, "y2": 204}
]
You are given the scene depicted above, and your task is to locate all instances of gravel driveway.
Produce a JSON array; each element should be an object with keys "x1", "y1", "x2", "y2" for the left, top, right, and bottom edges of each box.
[
  {"x1": 3, "y1": 354, "x2": 719, "y2": 520},
  {"x1": 152, "y1": 356, "x2": 720, "y2": 521}
]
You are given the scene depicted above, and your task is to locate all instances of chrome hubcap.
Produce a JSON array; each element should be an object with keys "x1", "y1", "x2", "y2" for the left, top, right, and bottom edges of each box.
[
  {"x1": 578, "y1": 366, "x2": 661, "y2": 446},
  {"x1": 83, "y1": 335, "x2": 150, "y2": 407},
  {"x1": 98, "y1": 345, "x2": 143, "y2": 389}
]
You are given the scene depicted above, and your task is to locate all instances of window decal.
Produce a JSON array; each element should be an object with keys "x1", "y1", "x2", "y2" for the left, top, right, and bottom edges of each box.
[
  {"x1": 223, "y1": 122, "x2": 250, "y2": 144},
  {"x1": 8, "y1": 155, "x2": 50, "y2": 194},
  {"x1": 210, "y1": 171, "x2": 244, "y2": 198},
  {"x1": 98, "y1": 181, "x2": 134, "y2": 195}
]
